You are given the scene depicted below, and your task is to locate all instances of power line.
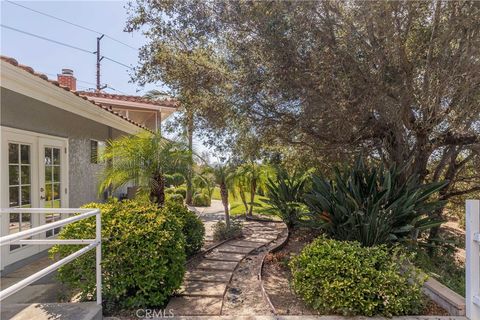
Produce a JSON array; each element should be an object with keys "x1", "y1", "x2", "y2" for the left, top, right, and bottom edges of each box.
[
  {"x1": 5, "y1": 0, "x2": 138, "y2": 51},
  {"x1": 106, "y1": 86, "x2": 128, "y2": 95},
  {"x1": 1, "y1": 24, "x2": 94, "y2": 54},
  {"x1": 2, "y1": 24, "x2": 133, "y2": 70},
  {"x1": 103, "y1": 56, "x2": 133, "y2": 70},
  {"x1": 44, "y1": 73, "x2": 97, "y2": 86},
  {"x1": 44, "y1": 72, "x2": 127, "y2": 94},
  {"x1": 2, "y1": 24, "x2": 134, "y2": 92}
]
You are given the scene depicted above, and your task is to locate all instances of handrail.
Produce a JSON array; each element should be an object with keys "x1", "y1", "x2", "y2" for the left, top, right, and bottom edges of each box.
[
  {"x1": 0, "y1": 208, "x2": 99, "y2": 246},
  {"x1": 0, "y1": 208, "x2": 102, "y2": 305}
]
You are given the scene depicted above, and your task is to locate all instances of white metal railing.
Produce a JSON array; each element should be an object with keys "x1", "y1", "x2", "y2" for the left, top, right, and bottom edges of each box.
[
  {"x1": 0, "y1": 208, "x2": 102, "y2": 305},
  {"x1": 466, "y1": 200, "x2": 480, "y2": 320}
]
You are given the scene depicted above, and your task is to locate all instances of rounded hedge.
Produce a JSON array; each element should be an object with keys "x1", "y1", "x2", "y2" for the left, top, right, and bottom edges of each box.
[
  {"x1": 168, "y1": 193, "x2": 184, "y2": 204},
  {"x1": 165, "y1": 200, "x2": 205, "y2": 256},
  {"x1": 213, "y1": 220, "x2": 242, "y2": 241},
  {"x1": 289, "y1": 238, "x2": 425, "y2": 317},
  {"x1": 49, "y1": 199, "x2": 186, "y2": 309},
  {"x1": 192, "y1": 193, "x2": 210, "y2": 207},
  {"x1": 173, "y1": 186, "x2": 187, "y2": 199}
]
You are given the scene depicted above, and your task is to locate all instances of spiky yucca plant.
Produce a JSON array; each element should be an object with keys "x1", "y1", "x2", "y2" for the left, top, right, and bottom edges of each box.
[
  {"x1": 265, "y1": 169, "x2": 308, "y2": 230},
  {"x1": 304, "y1": 159, "x2": 448, "y2": 247}
]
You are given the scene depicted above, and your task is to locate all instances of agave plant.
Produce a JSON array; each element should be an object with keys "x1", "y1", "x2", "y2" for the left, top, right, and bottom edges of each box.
[
  {"x1": 304, "y1": 159, "x2": 448, "y2": 247},
  {"x1": 265, "y1": 169, "x2": 309, "y2": 230}
]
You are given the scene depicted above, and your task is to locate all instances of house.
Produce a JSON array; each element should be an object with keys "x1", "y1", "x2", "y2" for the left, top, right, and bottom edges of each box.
[
  {"x1": 77, "y1": 91, "x2": 177, "y2": 132},
  {"x1": 0, "y1": 56, "x2": 177, "y2": 272}
]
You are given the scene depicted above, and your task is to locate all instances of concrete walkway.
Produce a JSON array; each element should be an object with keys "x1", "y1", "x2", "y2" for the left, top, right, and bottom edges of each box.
[
  {"x1": 166, "y1": 220, "x2": 283, "y2": 316},
  {"x1": 188, "y1": 200, "x2": 227, "y2": 245}
]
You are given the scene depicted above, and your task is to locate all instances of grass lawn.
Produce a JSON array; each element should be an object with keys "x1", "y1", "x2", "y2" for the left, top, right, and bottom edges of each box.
[{"x1": 211, "y1": 187, "x2": 275, "y2": 217}]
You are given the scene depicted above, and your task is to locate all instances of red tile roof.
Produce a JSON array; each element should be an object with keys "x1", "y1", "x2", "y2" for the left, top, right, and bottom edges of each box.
[
  {"x1": 1, "y1": 56, "x2": 151, "y2": 132},
  {"x1": 77, "y1": 91, "x2": 179, "y2": 109}
]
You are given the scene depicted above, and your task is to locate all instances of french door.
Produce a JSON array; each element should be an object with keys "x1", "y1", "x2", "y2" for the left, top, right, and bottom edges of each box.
[
  {"x1": 1, "y1": 127, "x2": 68, "y2": 269},
  {"x1": 39, "y1": 138, "x2": 68, "y2": 237}
]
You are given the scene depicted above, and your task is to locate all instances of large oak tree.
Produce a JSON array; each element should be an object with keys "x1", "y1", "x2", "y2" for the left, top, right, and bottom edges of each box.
[{"x1": 126, "y1": 1, "x2": 480, "y2": 236}]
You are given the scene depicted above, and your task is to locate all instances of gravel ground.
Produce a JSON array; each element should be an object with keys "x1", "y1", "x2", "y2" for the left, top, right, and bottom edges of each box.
[{"x1": 221, "y1": 224, "x2": 287, "y2": 316}]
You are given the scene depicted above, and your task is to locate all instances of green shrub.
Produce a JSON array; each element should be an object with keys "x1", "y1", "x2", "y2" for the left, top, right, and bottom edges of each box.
[
  {"x1": 171, "y1": 173, "x2": 185, "y2": 187},
  {"x1": 165, "y1": 173, "x2": 185, "y2": 187},
  {"x1": 49, "y1": 199, "x2": 186, "y2": 308},
  {"x1": 192, "y1": 192, "x2": 210, "y2": 207},
  {"x1": 168, "y1": 193, "x2": 184, "y2": 204},
  {"x1": 213, "y1": 219, "x2": 242, "y2": 241},
  {"x1": 165, "y1": 200, "x2": 205, "y2": 256},
  {"x1": 289, "y1": 237, "x2": 425, "y2": 316},
  {"x1": 304, "y1": 158, "x2": 447, "y2": 246},
  {"x1": 165, "y1": 187, "x2": 175, "y2": 194},
  {"x1": 174, "y1": 186, "x2": 187, "y2": 199},
  {"x1": 265, "y1": 169, "x2": 308, "y2": 229}
]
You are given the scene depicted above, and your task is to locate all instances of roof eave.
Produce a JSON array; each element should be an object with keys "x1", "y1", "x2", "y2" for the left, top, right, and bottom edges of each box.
[{"x1": 1, "y1": 60, "x2": 147, "y2": 135}]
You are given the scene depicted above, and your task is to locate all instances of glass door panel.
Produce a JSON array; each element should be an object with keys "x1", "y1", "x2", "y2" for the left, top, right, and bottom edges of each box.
[
  {"x1": 7, "y1": 142, "x2": 32, "y2": 251},
  {"x1": 42, "y1": 146, "x2": 62, "y2": 237}
]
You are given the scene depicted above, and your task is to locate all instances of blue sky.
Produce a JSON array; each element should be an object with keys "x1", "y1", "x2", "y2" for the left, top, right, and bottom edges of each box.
[
  {"x1": 1, "y1": 0, "x2": 216, "y2": 160},
  {"x1": 1, "y1": 0, "x2": 161, "y2": 95}
]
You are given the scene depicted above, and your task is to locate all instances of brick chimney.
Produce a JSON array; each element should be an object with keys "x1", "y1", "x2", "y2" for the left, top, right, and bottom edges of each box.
[{"x1": 57, "y1": 68, "x2": 76, "y2": 91}]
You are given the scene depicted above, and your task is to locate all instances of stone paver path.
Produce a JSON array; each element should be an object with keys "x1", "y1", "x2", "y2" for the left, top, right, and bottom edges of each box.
[
  {"x1": 188, "y1": 200, "x2": 227, "y2": 246},
  {"x1": 166, "y1": 219, "x2": 283, "y2": 316}
]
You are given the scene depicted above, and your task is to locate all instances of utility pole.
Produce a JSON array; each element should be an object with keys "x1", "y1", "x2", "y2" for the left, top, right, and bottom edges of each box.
[{"x1": 95, "y1": 34, "x2": 107, "y2": 92}]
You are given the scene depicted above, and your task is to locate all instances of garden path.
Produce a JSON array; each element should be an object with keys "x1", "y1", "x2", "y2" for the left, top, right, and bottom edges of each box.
[
  {"x1": 188, "y1": 199, "x2": 225, "y2": 245},
  {"x1": 166, "y1": 219, "x2": 283, "y2": 316}
]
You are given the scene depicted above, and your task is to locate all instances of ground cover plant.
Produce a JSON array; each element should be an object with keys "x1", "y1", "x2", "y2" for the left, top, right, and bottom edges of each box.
[{"x1": 213, "y1": 219, "x2": 243, "y2": 241}]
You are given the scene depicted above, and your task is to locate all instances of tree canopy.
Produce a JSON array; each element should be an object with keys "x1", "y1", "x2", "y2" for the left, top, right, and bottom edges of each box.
[{"x1": 126, "y1": 1, "x2": 480, "y2": 204}]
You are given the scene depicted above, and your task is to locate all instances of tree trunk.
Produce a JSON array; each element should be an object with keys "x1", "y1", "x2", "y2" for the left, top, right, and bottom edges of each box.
[
  {"x1": 220, "y1": 181, "x2": 230, "y2": 228},
  {"x1": 152, "y1": 172, "x2": 166, "y2": 207},
  {"x1": 239, "y1": 187, "x2": 248, "y2": 216},
  {"x1": 248, "y1": 179, "x2": 256, "y2": 216},
  {"x1": 427, "y1": 148, "x2": 458, "y2": 255},
  {"x1": 185, "y1": 111, "x2": 194, "y2": 205}
]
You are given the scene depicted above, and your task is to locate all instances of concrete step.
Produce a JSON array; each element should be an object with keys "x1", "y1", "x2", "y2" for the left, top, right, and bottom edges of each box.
[
  {"x1": 228, "y1": 240, "x2": 264, "y2": 248},
  {"x1": 197, "y1": 260, "x2": 238, "y2": 271},
  {"x1": 204, "y1": 251, "x2": 245, "y2": 262},
  {"x1": 178, "y1": 281, "x2": 227, "y2": 297},
  {"x1": 216, "y1": 245, "x2": 256, "y2": 255},
  {"x1": 185, "y1": 270, "x2": 232, "y2": 282},
  {"x1": 1, "y1": 302, "x2": 102, "y2": 320}
]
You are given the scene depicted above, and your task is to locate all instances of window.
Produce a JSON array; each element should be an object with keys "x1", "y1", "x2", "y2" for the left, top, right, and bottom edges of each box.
[
  {"x1": 8, "y1": 143, "x2": 32, "y2": 250},
  {"x1": 90, "y1": 140, "x2": 105, "y2": 164},
  {"x1": 45, "y1": 213, "x2": 61, "y2": 237},
  {"x1": 90, "y1": 140, "x2": 98, "y2": 163}
]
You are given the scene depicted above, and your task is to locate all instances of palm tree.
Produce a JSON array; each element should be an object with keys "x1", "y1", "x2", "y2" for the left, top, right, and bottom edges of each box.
[
  {"x1": 232, "y1": 170, "x2": 249, "y2": 214},
  {"x1": 99, "y1": 131, "x2": 190, "y2": 206},
  {"x1": 211, "y1": 164, "x2": 235, "y2": 228},
  {"x1": 236, "y1": 162, "x2": 272, "y2": 217},
  {"x1": 193, "y1": 168, "x2": 215, "y2": 202},
  {"x1": 144, "y1": 89, "x2": 195, "y2": 205}
]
